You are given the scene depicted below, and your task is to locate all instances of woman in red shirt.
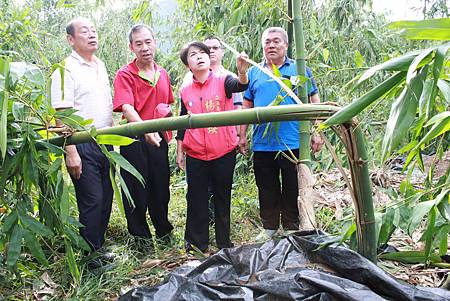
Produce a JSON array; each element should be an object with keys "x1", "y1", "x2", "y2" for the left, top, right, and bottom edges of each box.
[{"x1": 176, "y1": 41, "x2": 249, "y2": 253}]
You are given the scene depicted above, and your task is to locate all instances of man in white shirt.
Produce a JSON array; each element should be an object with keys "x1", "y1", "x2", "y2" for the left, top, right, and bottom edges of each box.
[{"x1": 50, "y1": 17, "x2": 113, "y2": 266}]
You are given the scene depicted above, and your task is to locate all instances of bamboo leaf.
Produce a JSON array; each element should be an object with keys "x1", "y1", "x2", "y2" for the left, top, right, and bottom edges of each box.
[
  {"x1": 272, "y1": 64, "x2": 281, "y2": 77},
  {"x1": 35, "y1": 141, "x2": 65, "y2": 155},
  {"x1": 413, "y1": 113, "x2": 450, "y2": 150},
  {"x1": 427, "y1": 43, "x2": 450, "y2": 119},
  {"x1": 378, "y1": 208, "x2": 395, "y2": 246},
  {"x1": 46, "y1": 157, "x2": 62, "y2": 176},
  {"x1": 65, "y1": 238, "x2": 80, "y2": 283},
  {"x1": 354, "y1": 50, "x2": 364, "y2": 68},
  {"x1": 2, "y1": 210, "x2": 18, "y2": 234},
  {"x1": 406, "y1": 48, "x2": 434, "y2": 85},
  {"x1": 96, "y1": 134, "x2": 136, "y2": 146},
  {"x1": 423, "y1": 207, "x2": 436, "y2": 263},
  {"x1": 0, "y1": 60, "x2": 9, "y2": 160},
  {"x1": 23, "y1": 229, "x2": 48, "y2": 266},
  {"x1": 59, "y1": 181, "x2": 69, "y2": 224},
  {"x1": 64, "y1": 225, "x2": 90, "y2": 251},
  {"x1": 358, "y1": 52, "x2": 419, "y2": 84},
  {"x1": 408, "y1": 200, "x2": 434, "y2": 235},
  {"x1": 381, "y1": 66, "x2": 426, "y2": 161},
  {"x1": 437, "y1": 194, "x2": 450, "y2": 221},
  {"x1": 388, "y1": 18, "x2": 450, "y2": 40},
  {"x1": 322, "y1": 48, "x2": 330, "y2": 62},
  {"x1": 107, "y1": 151, "x2": 145, "y2": 186},
  {"x1": 321, "y1": 72, "x2": 406, "y2": 128},
  {"x1": 281, "y1": 78, "x2": 292, "y2": 90},
  {"x1": 118, "y1": 172, "x2": 135, "y2": 208},
  {"x1": 379, "y1": 250, "x2": 442, "y2": 263},
  {"x1": 437, "y1": 79, "x2": 450, "y2": 105},
  {"x1": 6, "y1": 224, "x2": 23, "y2": 268},
  {"x1": 9, "y1": 62, "x2": 45, "y2": 87},
  {"x1": 417, "y1": 79, "x2": 433, "y2": 130},
  {"x1": 426, "y1": 111, "x2": 450, "y2": 126},
  {"x1": 20, "y1": 213, "x2": 54, "y2": 238},
  {"x1": 110, "y1": 165, "x2": 125, "y2": 217},
  {"x1": 437, "y1": 225, "x2": 449, "y2": 255}
]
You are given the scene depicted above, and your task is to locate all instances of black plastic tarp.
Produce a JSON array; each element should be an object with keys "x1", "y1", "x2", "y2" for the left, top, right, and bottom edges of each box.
[{"x1": 119, "y1": 232, "x2": 450, "y2": 301}]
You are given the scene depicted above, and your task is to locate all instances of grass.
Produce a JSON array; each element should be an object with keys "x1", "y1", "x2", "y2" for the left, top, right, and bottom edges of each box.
[
  {"x1": 0, "y1": 146, "x2": 342, "y2": 300},
  {"x1": 0, "y1": 160, "x2": 259, "y2": 299}
]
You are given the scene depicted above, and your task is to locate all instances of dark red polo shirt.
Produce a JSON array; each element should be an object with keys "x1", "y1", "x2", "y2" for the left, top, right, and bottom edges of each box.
[{"x1": 113, "y1": 59, "x2": 174, "y2": 120}]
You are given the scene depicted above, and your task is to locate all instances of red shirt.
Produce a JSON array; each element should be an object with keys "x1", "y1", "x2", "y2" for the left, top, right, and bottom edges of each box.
[{"x1": 113, "y1": 59, "x2": 174, "y2": 120}]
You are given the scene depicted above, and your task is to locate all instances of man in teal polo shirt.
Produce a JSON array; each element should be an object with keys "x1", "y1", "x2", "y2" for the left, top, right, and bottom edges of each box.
[{"x1": 239, "y1": 27, "x2": 323, "y2": 240}]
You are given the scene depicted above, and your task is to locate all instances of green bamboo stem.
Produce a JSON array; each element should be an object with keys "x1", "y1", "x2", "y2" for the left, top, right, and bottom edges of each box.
[
  {"x1": 287, "y1": 0, "x2": 293, "y2": 58},
  {"x1": 334, "y1": 122, "x2": 377, "y2": 262},
  {"x1": 46, "y1": 104, "x2": 338, "y2": 147},
  {"x1": 292, "y1": 0, "x2": 311, "y2": 165},
  {"x1": 43, "y1": 104, "x2": 377, "y2": 262}
]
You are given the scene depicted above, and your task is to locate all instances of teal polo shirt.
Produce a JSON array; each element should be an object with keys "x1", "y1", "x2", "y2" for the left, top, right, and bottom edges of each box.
[{"x1": 244, "y1": 58, "x2": 318, "y2": 151}]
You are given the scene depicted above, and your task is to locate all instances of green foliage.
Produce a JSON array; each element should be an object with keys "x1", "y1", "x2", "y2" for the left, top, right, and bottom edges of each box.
[
  {"x1": 388, "y1": 18, "x2": 450, "y2": 40},
  {"x1": 321, "y1": 18, "x2": 450, "y2": 264},
  {"x1": 1, "y1": 0, "x2": 449, "y2": 296}
]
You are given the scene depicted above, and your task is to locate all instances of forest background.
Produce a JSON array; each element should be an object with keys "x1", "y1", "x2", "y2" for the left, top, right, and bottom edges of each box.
[{"x1": 0, "y1": 0, "x2": 449, "y2": 299}]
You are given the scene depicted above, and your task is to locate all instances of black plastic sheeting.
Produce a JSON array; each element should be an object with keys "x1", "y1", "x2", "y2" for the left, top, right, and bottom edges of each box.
[{"x1": 119, "y1": 232, "x2": 450, "y2": 301}]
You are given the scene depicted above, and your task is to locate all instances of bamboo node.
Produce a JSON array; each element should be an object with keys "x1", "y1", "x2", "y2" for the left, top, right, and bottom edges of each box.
[
  {"x1": 357, "y1": 158, "x2": 368, "y2": 165},
  {"x1": 358, "y1": 219, "x2": 375, "y2": 225}
]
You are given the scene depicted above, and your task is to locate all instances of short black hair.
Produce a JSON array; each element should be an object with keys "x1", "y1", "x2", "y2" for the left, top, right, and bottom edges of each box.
[
  {"x1": 66, "y1": 22, "x2": 75, "y2": 36},
  {"x1": 204, "y1": 36, "x2": 223, "y2": 47},
  {"x1": 179, "y1": 41, "x2": 210, "y2": 66},
  {"x1": 128, "y1": 24, "x2": 155, "y2": 43}
]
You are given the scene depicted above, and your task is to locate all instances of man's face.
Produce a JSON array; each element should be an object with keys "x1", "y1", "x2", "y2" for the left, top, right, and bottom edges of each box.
[
  {"x1": 203, "y1": 38, "x2": 223, "y2": 65},
  {"x1": 263, "y1": 31, "x2": 288, "y2": 64},
  {"x1": 129, "y1": 28, "x2": 157, "y2": 64},
  {"x1": 68, "y1": 20, "x2": 98, "y2": 55},
  {"x1": 187, "y1": 46, "x2": 210, "y2": 73}
]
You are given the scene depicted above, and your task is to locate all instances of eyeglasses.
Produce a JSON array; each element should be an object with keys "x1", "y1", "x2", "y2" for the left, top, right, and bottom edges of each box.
[{"x1": 208, "y1": 46, "x2": 222, "y2": 50}]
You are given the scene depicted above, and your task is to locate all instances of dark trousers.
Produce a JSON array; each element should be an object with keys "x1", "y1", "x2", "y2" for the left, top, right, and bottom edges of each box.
[
  {"x1": 253, "y1": 150, "x2": 299, "y2": 230},
  {"x1": 72, "y1": 142, "x2": 113, "y2": 251},
  {"x1": 120, "y1": 138, "x2": 173, "y2": 239},
  {"x1": 185, "y1": 150, "x2": 236, "y2": 251}
]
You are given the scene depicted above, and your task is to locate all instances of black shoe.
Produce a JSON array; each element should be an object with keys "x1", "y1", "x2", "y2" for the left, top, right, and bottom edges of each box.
[
  {"x1": 185, "y1": 241, "x2": 208, "y2": 254},
  {"x1": 87, "y1": 257, "x2": 106, "y2": 270},
  {"x1": 100, "y1": 251, "x2": 115, "y2": 262}
]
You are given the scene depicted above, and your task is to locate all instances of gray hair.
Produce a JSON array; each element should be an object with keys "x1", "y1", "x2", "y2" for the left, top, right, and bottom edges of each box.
[
  {"x1": 128, "y1": 24, "x2": 155, "y2": 43},
  {"x1": 261, "y1": 27, "x2": 289, "y2": 45}
]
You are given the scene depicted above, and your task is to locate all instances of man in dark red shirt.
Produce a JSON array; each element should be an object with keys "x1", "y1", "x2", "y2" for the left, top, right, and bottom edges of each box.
[{"x1": 113, "y1": 24, "x2": 174, "y2": 250}]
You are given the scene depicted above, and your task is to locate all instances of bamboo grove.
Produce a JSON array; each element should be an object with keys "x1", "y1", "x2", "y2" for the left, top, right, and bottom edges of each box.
[{"x1": 0, "y1": 0, "x2": 449, "y2": 297}]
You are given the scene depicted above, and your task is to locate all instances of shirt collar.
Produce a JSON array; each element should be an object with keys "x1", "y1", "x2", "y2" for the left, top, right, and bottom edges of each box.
[
  {"x1": 128, "y1": 58, "x2": 161, "y2": 75},
  {"x1": 70, "y1": 50, "x2": 99, "y2": 66},
  {"x1": 262, "y1": 56, "x2": 293, "y2": 68},
  {"x1": 192, "y1": 71, "x2": 213, "y2": 86}
]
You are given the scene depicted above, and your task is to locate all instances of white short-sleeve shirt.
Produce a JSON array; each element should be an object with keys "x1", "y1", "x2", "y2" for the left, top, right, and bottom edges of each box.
[{"x1": 50, "y1": 51, "x2": 113, "y2": 129}]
